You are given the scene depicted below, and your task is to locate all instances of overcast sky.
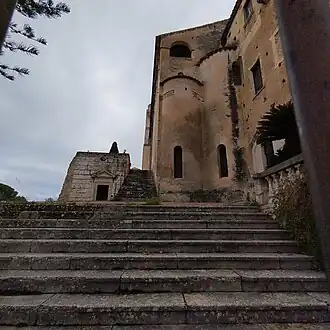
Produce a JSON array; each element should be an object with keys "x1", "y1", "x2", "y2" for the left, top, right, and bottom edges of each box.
[{"x1": 0, "y1": 0, "x2": 235, "y2": 201}]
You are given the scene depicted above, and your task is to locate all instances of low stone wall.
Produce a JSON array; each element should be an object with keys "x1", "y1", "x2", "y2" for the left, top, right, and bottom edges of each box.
[
  {"x1": 253, "y1": 154, "x2": 304, "y2": 211},
  {"x1": 160, "y1": 188, "x2": 245, "y2": 203}
]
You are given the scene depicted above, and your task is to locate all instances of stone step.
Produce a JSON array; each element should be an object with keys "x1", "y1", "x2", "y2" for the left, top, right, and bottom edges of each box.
[
  {"x1": 0, "y1": 253, "x2": 314, "y2": 270},
  {"x1": 0, "y1": 218, "x2": 280, "y2": 229},
  {"x1": 120, "y1": 211, "x2": 270, "y2": 220},
  {"x1": 0, "y1": 292, "x2": 329, "y2": 326},
  {"x1": 118, "y1": 205, "x2": 261, "y2": 213},
  {"x1": 0, "y1": 228, "x2": 289, "y2": 240},
  {"x1": 0, "y1": 239, "x2": 299, "y2": 253},
  {"x1": 0, "y1": 270, "x2": 326, "y2": 294},
  {"x1": 1, "y1": 210, "x2": 266, "y2": 221},
  {"x1": 3, "y1": 325, "x2": 330, "y2": 330}
]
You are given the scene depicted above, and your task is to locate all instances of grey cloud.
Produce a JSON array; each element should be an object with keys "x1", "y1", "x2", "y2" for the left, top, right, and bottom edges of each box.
[{"x1": 0, "y1": 0, "x2": 235, "y2": 200}]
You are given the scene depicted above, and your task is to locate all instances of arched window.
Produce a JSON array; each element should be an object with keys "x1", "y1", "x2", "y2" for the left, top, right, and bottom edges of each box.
[
  {"x1": 170, "y1": 44, "x2": 191, "y2": 58},
  {"x1": 174, "y1": 146, "x2": 183, "y2": 178},
  {"x1": 218, "y1": 144, "x2": 229, "y2": 178}
]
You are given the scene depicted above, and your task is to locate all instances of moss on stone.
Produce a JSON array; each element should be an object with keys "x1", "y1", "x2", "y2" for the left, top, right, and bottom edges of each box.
[{"x1": 273, "y1": 174, "x2": 323, "y2": 270}]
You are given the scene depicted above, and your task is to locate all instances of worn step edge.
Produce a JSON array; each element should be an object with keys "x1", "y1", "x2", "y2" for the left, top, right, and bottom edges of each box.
[
  {"x1": 0, "y1": 269, "x2": 327, "y2": 294},
  {"x1": 0, "y1": 253, "x2": 314, "y2": 270},
  {"x1": 0, "y1": 228, "x2": 285, "y2": 233},
  {"x1": 0, "y1": 229, "x2": 290, "y2": 240},
  {"x1": 0, "y1": 292, "x2": 329, "y2": 326},
  {"x1": 3, "y1": 326, "x2": 330, "y2": 330},
  {"x1": 0, "y1": 239, "x2": 299, "y2": 254}
]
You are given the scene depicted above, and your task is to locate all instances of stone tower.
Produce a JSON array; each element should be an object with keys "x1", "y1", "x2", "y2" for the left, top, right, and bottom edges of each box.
[{"x1": 142, "y1": 21, "x2": 236, "y2": 201}]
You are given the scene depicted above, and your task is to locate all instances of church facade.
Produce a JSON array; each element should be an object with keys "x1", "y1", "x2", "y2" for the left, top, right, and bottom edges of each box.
[{"x1": 142, "y1": 0, "x2": 292, "y2": 201}]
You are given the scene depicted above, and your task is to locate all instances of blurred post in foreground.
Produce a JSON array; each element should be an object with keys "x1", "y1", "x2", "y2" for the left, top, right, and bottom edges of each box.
[{"x1": 274, "y1": 0, "x2": 330, "y2": 289}]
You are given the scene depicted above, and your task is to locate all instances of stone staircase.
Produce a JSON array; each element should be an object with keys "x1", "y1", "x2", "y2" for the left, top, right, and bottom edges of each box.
[
  {"x1": 114, "y1": 169, "x2": 157, "y2": 201},
  {"x1": 0, "y1": 204, "x2": 329, "y2": 328}
]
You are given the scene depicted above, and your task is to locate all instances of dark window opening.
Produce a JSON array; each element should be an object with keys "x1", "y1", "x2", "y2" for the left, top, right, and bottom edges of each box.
[
  {"x1": 262, "y1": 141, "x2": 275, "y2": 168},
  {"x1": 96, "y1": 185, "x2": 109, "y2": 201},
  {"x1": 174, "y1": 146, "x2": 183, "y2": 178},
  {"x1": 251, "y1": 59, "x2": 263, "y2": 94},
  {"x1": 170, "y1": 44, "x2": 191, "y2": 58},
  {"x1": 232, "y1": 57, "x2": 243, "y2": 86},
  {"x1": 218, "y1": 145, "x2": 229, "y2": 178},
  {"x1": 243, "y1": 0, "x2": 254, "y2": 23}
]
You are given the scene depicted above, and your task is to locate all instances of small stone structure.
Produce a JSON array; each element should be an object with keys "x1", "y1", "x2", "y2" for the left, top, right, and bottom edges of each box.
[{"x1": 58, "y1": 151, "x2": 130, "y2": 202}]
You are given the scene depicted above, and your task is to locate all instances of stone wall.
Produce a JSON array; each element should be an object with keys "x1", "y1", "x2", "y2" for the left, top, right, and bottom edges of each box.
[
  {"x1": 58, "y1": 152, "x2": 130, "y2": 202},
  {"x1": 225, "y1": 0, "x2": 291, "y2": 176},
  {"x1": 147, "y1": 20, "x2": 236, "y2": 198},
  {"x1": 143, "y1": 0, "x2": 298, "y2": 202}
]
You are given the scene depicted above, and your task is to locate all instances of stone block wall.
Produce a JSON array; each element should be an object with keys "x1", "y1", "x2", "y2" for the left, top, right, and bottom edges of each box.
[{"x1": 58, "y1": 152, "x2": 130, "y2": 203}]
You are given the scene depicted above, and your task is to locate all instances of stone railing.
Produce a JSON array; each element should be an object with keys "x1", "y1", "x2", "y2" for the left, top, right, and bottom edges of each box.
[{"x1": 252, "y1": 154, "x2": 304, "y2": 211}]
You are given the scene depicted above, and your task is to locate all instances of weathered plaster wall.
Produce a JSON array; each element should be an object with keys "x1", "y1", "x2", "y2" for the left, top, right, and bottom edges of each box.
[
  {"x1": 58, "y1": 152, "x2": 130, "y2": 202},
  {"x1": 226, "y1": 0, "x2": 291, "y2": 175},
  {"x1": 158, "y1": 77, "x2": 203, "y2": 192},
  {"x1": 149, "y1": 20, "x2": 233, "y2": 196},
  {"x1": 199, "y1": 51, "x2": 234, "y2": 190},
  {"x1": 143, "y1": 1, "x2": 296, "y2": 201}
]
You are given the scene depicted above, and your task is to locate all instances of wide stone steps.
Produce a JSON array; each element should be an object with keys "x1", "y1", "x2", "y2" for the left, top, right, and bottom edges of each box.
[
  {"x1": 0, "y1": 228, "x2": 289, "y2": 240},
  {"x1": 0, "y1": 252, "x2": 314, "y2": 270},
  {"x1": 0, "y1": 270, "x2": 326, "y2": 294},
  {"x1": 116, "y1": 211, "x2": 269, "y2": 220},
  {"x1": 0, "y1": 218, "x2": 280, "y2": 229},
  {"x1": 2, "y1": 325, "x2": 330, "y2": 330},
  {"x1": 0, "y1": 239, "x2": 300, "y2": 253},
  {"x1": 2, "y1": 326, "x2": 330, "y2": 330},
  {"x1": 0, "y1": 203, "x2": 328, "y2": 327},
  {"x1": 114, "y1": 169, "x2": 156, "y2": 201},
  {"x1": 1, "y1": 292, "x2": 330, "y2": 326}
]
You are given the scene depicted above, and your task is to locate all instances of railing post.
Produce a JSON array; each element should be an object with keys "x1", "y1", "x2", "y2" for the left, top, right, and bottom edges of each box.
[
  {"x1": 0, "y1": 0, "x2": 16, "y2": 50},
  {"x1": 274, "y1": 0, "x2": 330, "y2": 289}
]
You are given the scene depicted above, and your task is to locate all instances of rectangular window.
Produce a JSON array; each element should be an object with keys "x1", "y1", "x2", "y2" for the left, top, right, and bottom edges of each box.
[
  {"x1": 251, "y1": 59, "x2": 263, "y2": 94},
  {"x1": 232, "y1": 57, "x2": 243, "y2": 86},
  {"x1": 243, "y1": 0, "x2": 254, "y2": 23},
  {"x1": 273, "y1": 31, "x2": 284, "y2": 66}
]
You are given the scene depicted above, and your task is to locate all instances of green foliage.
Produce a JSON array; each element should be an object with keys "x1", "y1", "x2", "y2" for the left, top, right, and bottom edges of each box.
[
  {"x1": 0, "y1": 183, "x2": 27, "y2": 203},
  {"x1": 227, "y1": 58, "x2": 248, "y2": 183},
  {"x1": 44, "y1": 197, "x2": 56, "y2": 203},
  {"x1": 1, "y1": 0, "x2": 70, "y2": 81},
  {"x1": 256, "y1": 101, "x2": 301, "y2": 166},
  {"x1": 143, "y1": 198, "x2": 161, "y2": 205},
  {"x1": 233, "y1": 147, "x2": 248, "y2": 183},
  {"x1": 273, "y1": 174, "x2": 322, "y2": 269}
]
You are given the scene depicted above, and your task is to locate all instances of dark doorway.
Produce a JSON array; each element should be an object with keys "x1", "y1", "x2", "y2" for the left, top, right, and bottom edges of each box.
[
  {"x1": 218, "y1": 144, "x2": 229, "y2": 178},
  {"x1": 174, "y1": 146, "x2": 183, "y2": 178},
  {"x1": 96, "y1": 185, "x2": 109, "y2": 201}
]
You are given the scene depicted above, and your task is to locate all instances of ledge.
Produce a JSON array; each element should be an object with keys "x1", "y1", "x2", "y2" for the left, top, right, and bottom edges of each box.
[
  {"x1": 253, "y1": 154, "x2": 304, "y2": 179},
  {"x1": 252, "y1": 86, "x2": 265, "y2": 100},
  {"x1": 160, "y1": 74, "x2": 203, "y2": 86}
]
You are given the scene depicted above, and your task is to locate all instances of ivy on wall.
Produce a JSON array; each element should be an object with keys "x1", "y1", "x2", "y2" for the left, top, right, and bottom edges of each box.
[{"x1": 226, "y1": 57, "x2": 247, "y2": 183}]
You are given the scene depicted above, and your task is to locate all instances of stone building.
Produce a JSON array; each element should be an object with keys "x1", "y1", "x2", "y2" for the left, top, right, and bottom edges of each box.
[
  {"x1": 59, "y1": 151, "x2": 130, "y2": 202},
  {"x1": 142, "y1": 0, "x2": 293, "y2": 202}
]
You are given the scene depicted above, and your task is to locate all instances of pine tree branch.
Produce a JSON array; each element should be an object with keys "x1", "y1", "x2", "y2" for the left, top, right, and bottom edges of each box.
[
  {"x1": 16, "y1": 0, "x2": 70, "y2": 19},
  {"x1": 0, "y1": 64, "x2": 30, "y2": 81},
  {"x1": 1, "y1": 0, "x2": 70, "y2": 81},
  {"x1": 9, "y1": 23, "x2": 47, "y2": 45},
  {"x1": 3, "y1": 40, "x2": 39, "y2": 55}
]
